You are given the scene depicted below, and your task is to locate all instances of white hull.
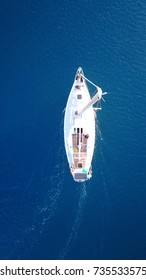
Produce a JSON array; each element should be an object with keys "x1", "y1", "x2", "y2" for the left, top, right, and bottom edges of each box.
[{"x1": 64, "y1": 68, "x2": 95, "y2": 182}]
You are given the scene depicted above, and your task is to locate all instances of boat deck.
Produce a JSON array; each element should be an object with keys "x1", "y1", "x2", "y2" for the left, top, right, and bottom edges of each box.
[{"x1": 72, "y1": 132, "x2": 89, "y2": 169}]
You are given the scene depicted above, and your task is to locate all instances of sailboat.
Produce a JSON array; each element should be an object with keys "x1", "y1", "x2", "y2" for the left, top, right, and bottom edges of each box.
[{"x1": 64, "y1": 67, "x2": 107, "y2": 182}]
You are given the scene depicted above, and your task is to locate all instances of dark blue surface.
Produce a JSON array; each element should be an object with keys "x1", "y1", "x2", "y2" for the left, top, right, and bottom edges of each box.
[{"x1": 0, "y1": 0, "x2": 145, "y2": 260}]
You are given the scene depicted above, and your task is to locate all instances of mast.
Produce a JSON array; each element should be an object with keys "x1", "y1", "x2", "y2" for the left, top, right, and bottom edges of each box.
[
  {"x1": 78, "y1": 73, "x2": 107, "y2": 116},
  {"x1": 79, "y1": 87, "x2": 103, "y2": 116}
]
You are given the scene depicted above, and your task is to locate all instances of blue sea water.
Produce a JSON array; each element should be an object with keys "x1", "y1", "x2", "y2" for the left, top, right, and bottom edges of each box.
[{"x1": 0, "y1": 0, "x2": 145, "y2": 260}]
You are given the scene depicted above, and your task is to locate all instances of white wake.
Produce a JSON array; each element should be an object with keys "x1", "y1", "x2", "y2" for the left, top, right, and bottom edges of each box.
[{"x1": 59, "y1": 183, "x2": 87, "y2": 259}]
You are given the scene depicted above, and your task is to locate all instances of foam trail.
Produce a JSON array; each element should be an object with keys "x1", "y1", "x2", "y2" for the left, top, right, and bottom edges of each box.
[
  {"x1": 37, "y1": 115, "x2": 66, "y2": 231},
  {"x1": 95, "y1": 119, "x2": 103, "y2": 141},
  {"x1": 95, "y1": 119, "x2": 109, "y2": 198},
  {"x1": 59, "y1": 183, "x2": 87, "y2": 259},
  {"x1": 3, "y1": 114, "x2": 66, "y2": 260},
  {"x1": 95, "y1": 120, "x2": 111, "y2": 257},
  {"x1": 39, "y1": 172, "x2": 64, "y2": 230},
  {"x1": 37, "y1": 118, "x2": 66, "y2": 230}
]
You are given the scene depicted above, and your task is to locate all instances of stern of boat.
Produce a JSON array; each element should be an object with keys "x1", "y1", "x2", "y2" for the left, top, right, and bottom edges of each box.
[{"x1": 71, "y1": 167, "x2": 92, "y2": 183}]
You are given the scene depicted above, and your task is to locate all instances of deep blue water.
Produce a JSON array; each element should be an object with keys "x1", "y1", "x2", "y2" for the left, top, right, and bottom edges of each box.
[{"x1": 0, "y1": 0, "x2": 145, "y2": 260}]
